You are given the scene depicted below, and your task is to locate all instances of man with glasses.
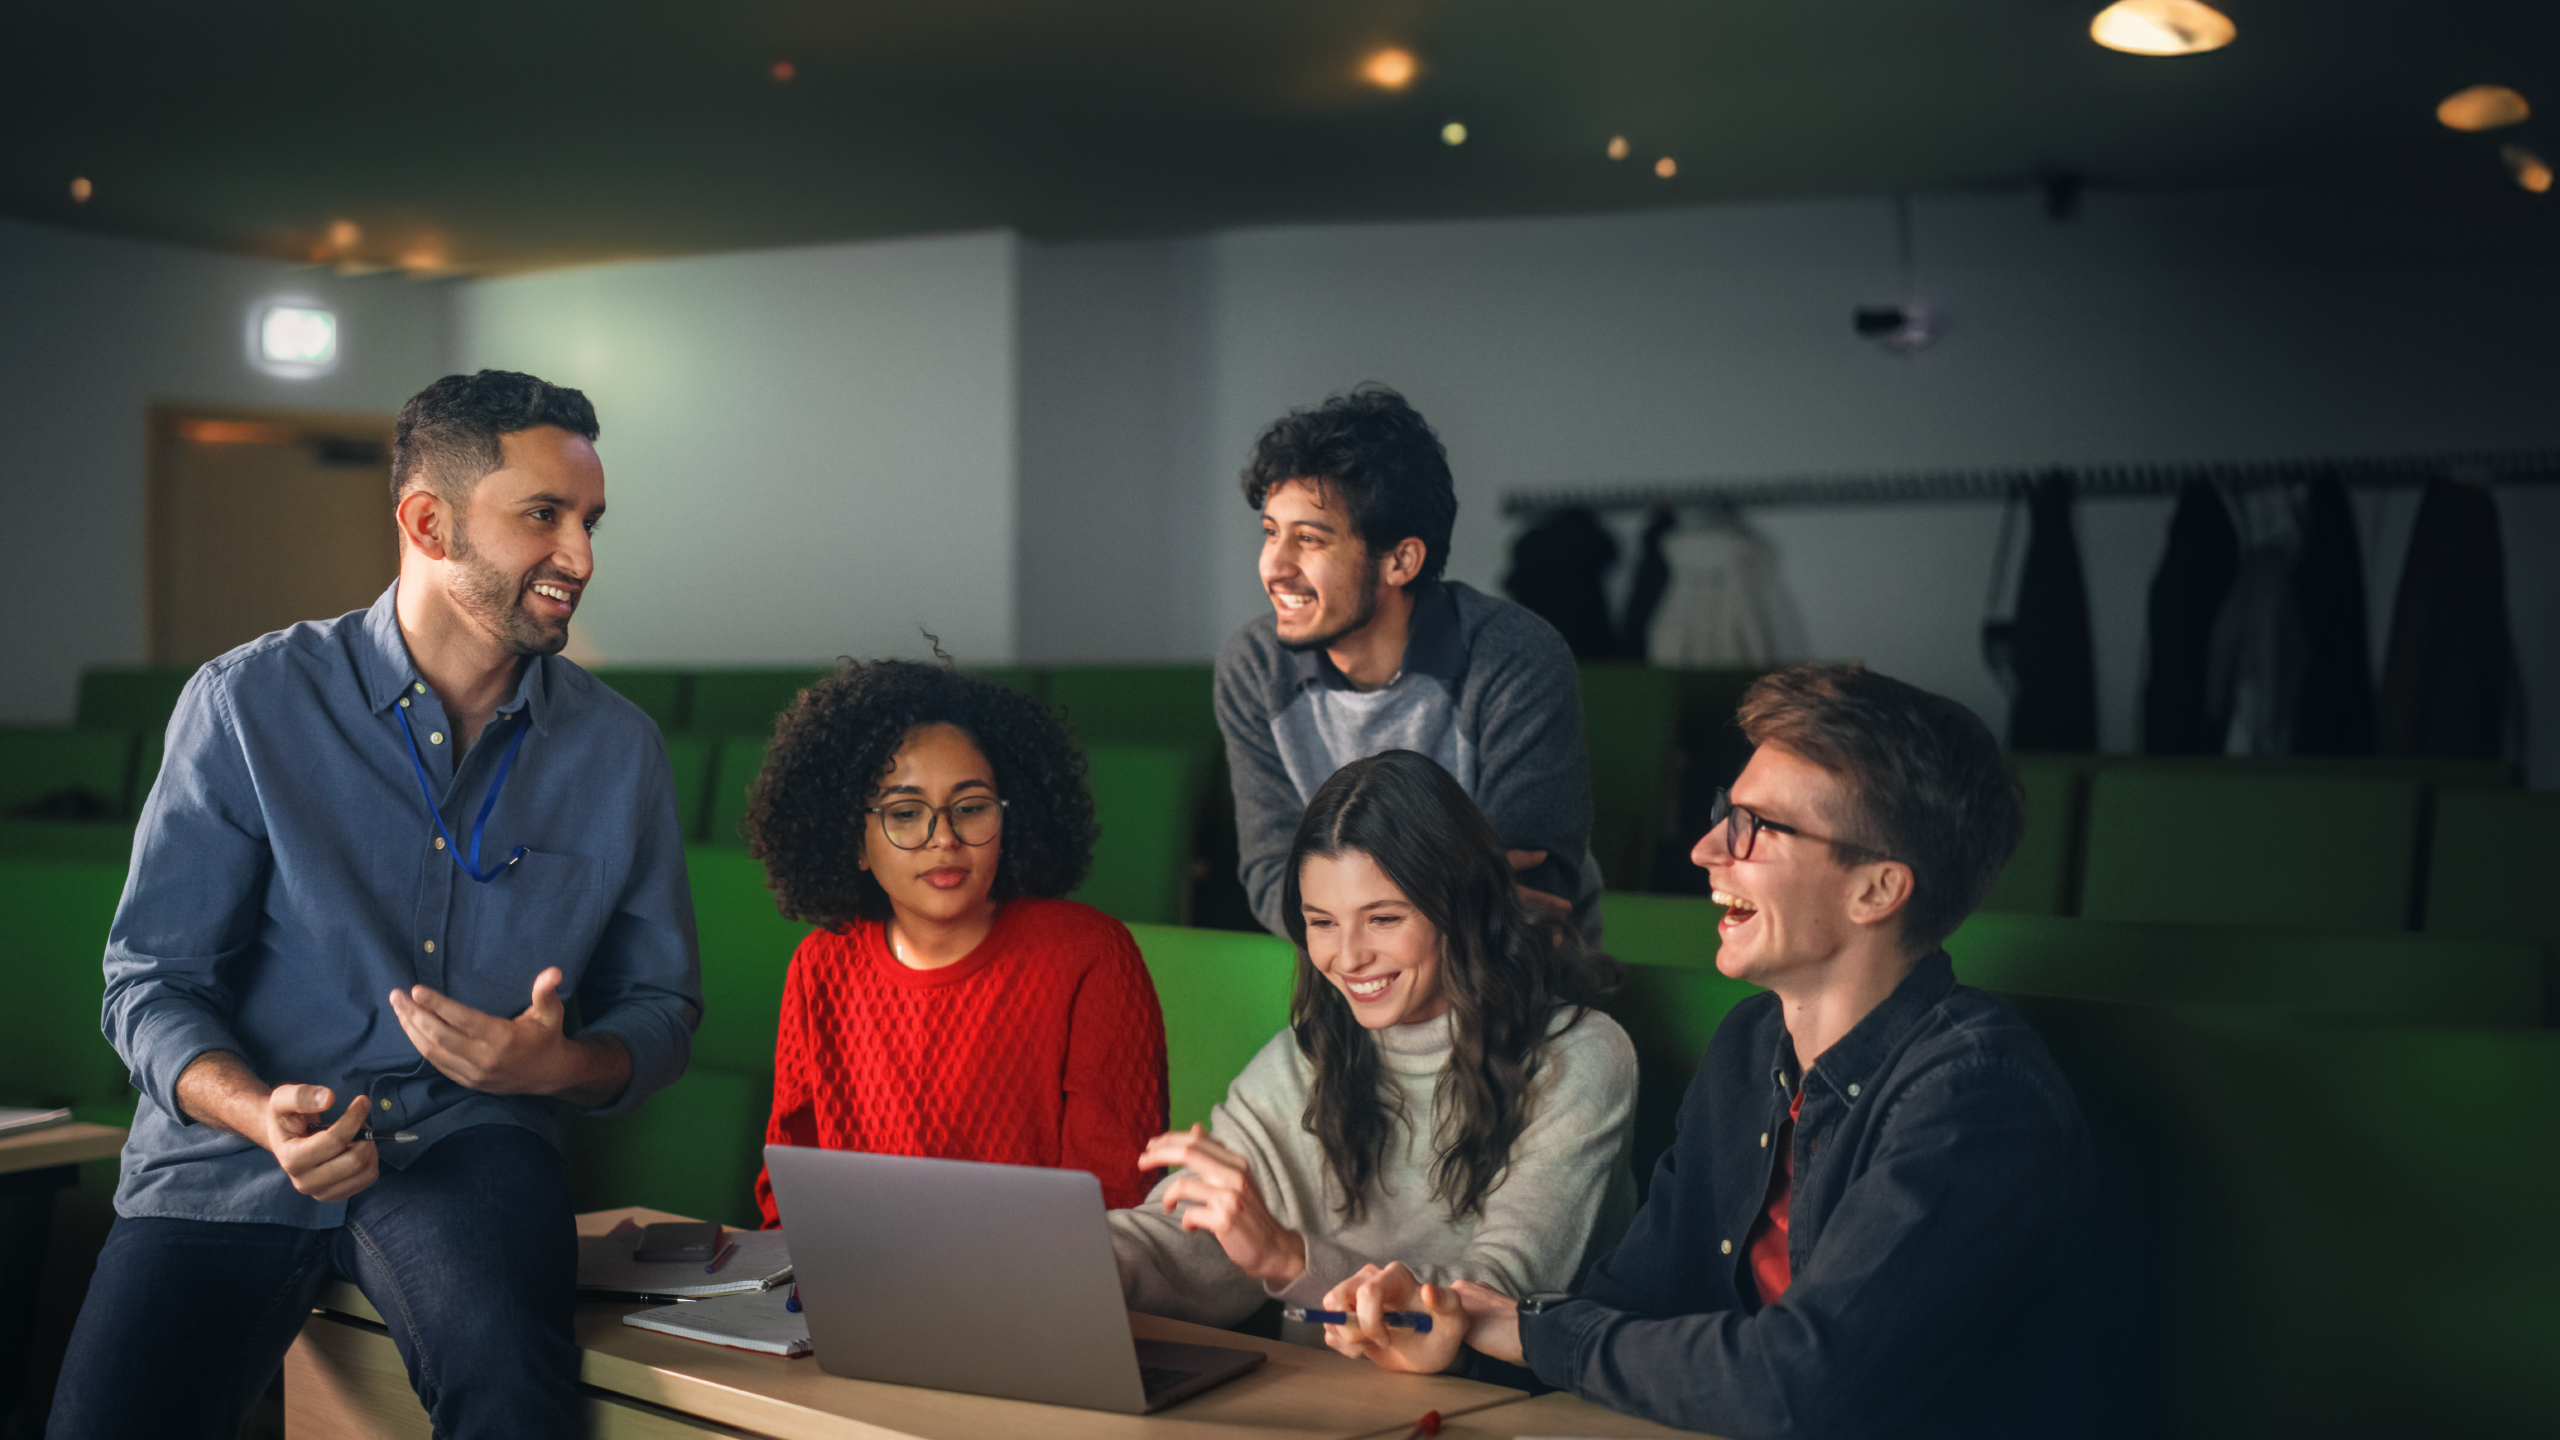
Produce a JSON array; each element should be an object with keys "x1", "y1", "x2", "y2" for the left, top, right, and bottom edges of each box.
[{"x1": 1318, "y1": 663, "x2": 2104, "y2": 1439}]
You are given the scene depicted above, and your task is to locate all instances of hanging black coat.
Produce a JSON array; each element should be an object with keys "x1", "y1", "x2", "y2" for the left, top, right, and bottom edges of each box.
[
  {"x1": 2378, "y1": 479, "x2": 2516, "y2": 759},
  {"x1": 2290, "y1": 474, "x2": 2377, "y2": 755},
  {"x1": 1503, "y1": 507, "x2": 1619, "y2": 659},
  {"x1": 2008, "y1": 472, "x2": 2100, "y2": 752},
  {"x1": 2140, "y1": 481, "x2": 2240, "y2": 753}
]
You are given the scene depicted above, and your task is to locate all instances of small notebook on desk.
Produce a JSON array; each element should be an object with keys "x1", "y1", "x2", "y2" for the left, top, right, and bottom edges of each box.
[
  {"x1": 0, "y1": 1108, "x2": 72, "y2": 1138},
  {"x1": 623, "y1": 1287, "x2": 812, "y2": 1357},
  {"x1": 577, "y1": 1219, "x2": 792, "y2": 1300}
]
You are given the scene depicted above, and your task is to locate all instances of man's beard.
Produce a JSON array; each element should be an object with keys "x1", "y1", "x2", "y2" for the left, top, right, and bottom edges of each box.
[
  {"x1": 1275, "y1": 553, "x2": 1383, "y2": 654},
  {"x1": 448, "y1": 518, "x2": 570, "y2": 658}
]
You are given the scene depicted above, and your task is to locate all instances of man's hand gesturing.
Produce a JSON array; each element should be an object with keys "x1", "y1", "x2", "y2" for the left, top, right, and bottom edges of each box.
[
  {"x1": 390, "y1": 967, "x2": 631, "y2": 1105},
  {"x1": 263, "y1": 1085, "x2": 382, "y2": 1201}
]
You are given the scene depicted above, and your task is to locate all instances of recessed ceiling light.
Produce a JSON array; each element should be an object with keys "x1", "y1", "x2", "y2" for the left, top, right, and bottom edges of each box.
[
  {"x1": 1607, "y1": 136, "x2": 1629, "y2": 161},
  {"x1": 329, "y1": 219, "x2": 360, "y2": 249},
  {"x1": 1363, "y1": 47, "x2": 1416, "y2": 91},
  {"x1": 2503, "y1": 145, "x2": 2553, "y2": 193},
  {"x1": 1655, "y1": 156, "x2": 1677, "y2": 179},
  {"x1": 2089, "y1": 0, "x2": 2235, "y2": 56},
  {"x1": 1441, "y1": 121, "x2": 1467, "y2": 146},
  {"x1": 69, "y1": 177, "x2": 92, "y2": 203},
  {"x1": 771, "y1": 60, "x2": 797, "y2": 83},
  {"x1": 2439, "y1": 84, "x2": 2529, "y2": 132}
]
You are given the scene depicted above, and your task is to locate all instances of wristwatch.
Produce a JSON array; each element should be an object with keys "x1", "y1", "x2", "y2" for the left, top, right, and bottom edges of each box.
[{"x1": 1518, "y1": 1291, "x2": 1573, "y2": 1316}]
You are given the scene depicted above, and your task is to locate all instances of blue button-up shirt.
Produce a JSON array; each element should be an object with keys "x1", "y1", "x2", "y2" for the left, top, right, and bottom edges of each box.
[{"x1": 103, "y1": 584, "x2": 701, "y2": 1227}]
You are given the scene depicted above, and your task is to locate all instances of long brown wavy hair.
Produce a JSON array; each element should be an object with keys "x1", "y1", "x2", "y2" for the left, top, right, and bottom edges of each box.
[{"x1": 1282, "y1": 750, "x2": 1615, "y2": 1223}]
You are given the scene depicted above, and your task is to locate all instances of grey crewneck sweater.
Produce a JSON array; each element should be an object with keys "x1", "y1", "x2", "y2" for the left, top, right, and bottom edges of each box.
[
  {"x1": 1215, "y1": 580, "x2": 1602, "y2": 940},
  {"x1": 1108, "y1": 1007, "x2": 1638, "y2": 1346}
]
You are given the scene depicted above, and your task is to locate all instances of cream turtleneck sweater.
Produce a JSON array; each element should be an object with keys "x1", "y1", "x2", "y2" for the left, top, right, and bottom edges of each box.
[{"x1": 1109, "y1": 1006, "x2": 1637, "y2": 1345}]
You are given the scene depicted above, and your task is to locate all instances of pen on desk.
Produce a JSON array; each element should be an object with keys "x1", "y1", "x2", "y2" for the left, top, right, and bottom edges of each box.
[
  {"x1": 358, "y1": 1129, "x2": 418, "y2": 1143},
  {"x1": 1279, "y1": 1306, "x2": 1434, "y2": 1333},
  {"x1": 784, "y1": 1284, "x2": 801, "y2": 1314},
  {"x1": 755, "y1": 1264, "x2": 795, "y2": 1292},
  {"x1": 703, "y1": 1241, "x2": 738, "y2": 1275}
]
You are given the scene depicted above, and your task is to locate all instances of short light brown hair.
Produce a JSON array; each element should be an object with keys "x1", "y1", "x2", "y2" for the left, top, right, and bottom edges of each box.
[{"x1": 1736, "y1": 663, "x2": 2022, "y2": 948}]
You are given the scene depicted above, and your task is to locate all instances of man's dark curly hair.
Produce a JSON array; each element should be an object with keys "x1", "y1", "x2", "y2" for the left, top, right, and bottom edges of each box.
[
  {"x1": 1240, "y1": 384, "x2": 1457, "y2": 588},
  {"x1": 391, "y1": 369, "x2": 599, "y2": 506},
  {"x1": 745, "y1": 660, "x2": 1098, "y2": 927}
]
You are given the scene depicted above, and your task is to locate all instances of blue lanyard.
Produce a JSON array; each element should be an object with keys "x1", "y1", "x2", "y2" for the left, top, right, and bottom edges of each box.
[{"x1": 397, "y1": 699, "x2": 531, "y2": 882}]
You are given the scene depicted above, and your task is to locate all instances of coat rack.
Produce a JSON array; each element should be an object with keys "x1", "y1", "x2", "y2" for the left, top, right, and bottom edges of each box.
[{"x1": 1498, "y1": 448, "x2": 2560, "y2": 518}]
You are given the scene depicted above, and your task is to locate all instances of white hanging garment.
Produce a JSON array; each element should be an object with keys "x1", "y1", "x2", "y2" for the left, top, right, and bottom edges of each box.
[{"x1": 1645, "y1": 513, "x2": 1805, "y2": 667}]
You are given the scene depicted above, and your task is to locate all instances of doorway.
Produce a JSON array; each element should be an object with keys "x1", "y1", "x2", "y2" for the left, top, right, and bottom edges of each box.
[{"x1": 147, "y1": 405, "x2": 399, "y2": 665}]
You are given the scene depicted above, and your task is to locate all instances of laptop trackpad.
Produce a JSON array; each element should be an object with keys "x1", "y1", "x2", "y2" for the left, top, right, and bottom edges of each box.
[{"x1": 1133, "y1": 1337, "x2": 1267, "y2": 1412}]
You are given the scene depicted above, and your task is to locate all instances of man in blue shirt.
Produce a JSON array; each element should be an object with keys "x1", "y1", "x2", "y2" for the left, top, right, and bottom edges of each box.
[{"x1": 51, "y1": 371, "x2": 701, "y2": 1440}]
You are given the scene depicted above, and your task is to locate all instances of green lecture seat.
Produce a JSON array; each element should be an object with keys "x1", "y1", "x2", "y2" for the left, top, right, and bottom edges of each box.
[
  {"x1": 661, "y1": 734, "x2": 714, "y2": 843},
  {"x1": 686, "y1": 667, "x2": 836, "y2": 738},
  {"x1": 1603, "y1": 961, "x2": 1765, "y2": 1192},
  {"x1": 73, "y1": 665, "x2": 193, "y2": 735},
  {"x1": 1071, "y1": 745, "x2": 1213, "y2": 926},
  {"x1": 0, "y1": 728, "x2": 141, "y2": 816},
  {"x1": 1040, "y1": 665, "x2": 1218, "y2": 751},
  {"x1": 1577, "y1": 664, "x2": 1683, "y2": 894},
  {"x1": 1597, "y1": 892, "x2": 1723, "y2": 968},
  {"x1": 1978, "y1": 756, "x2": 2085, "y2": 915},
  {"x1": 587, "y1": 668, "x2": 691, "y2": 731},
  {"x1": 2077, "y1": 770, "x2": 2422, "y2": 931},
  {"x1": 0, "y1": 860, "x2": 133, "y2": 1114},
  {"x1": 963, "y1": 666, "x2": 1049, "y2": 702},
  {"x1": 0, "y1": 821, "x2": 137, "y2": 865},
  {"x1": 684, "y1": 846, "x2": 808, "y2": 1076},
  {"x1": 1126, "y1": 923, "x2": 1297, "y2": 1133},
  {"x1": 1949, "y1": 911, "x2": 2543, "y2": 1026},
  {"x1": 560, "y1": 1062, "x2": 770, "y2": 1230},
  {"x1": 2423, "y1": 789, "x2": 2560, "y2": 951},
  {"x1": 703, "y1": 739, "x2": 770, "y2": 848}
]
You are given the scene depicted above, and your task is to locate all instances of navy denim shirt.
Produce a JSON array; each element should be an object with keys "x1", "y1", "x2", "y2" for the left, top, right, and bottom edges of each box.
[
  {"x1": 102, "y1": 585, "x2": 702, "y2": 1227},
  {"x1": 1518, "y1": 950, "x2": 2100, "y2": 1439}
]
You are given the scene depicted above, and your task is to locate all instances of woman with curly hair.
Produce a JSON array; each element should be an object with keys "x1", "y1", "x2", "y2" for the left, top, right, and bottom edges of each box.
[
  {"x1": 1108, "y1": 749, "x2": 1635, "y2": 1343},
  {"x1": 745, "y1": 659, "x2": 1167, "y2": 1227}
]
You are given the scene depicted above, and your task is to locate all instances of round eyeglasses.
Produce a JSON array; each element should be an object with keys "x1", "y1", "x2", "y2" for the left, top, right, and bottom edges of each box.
[
  {"x1": 865, "y1": 795, "x2": 1006, "y2": 850},
  {"x1": 1706, "y1": 788, "x2": 1876, "y2": 862}
]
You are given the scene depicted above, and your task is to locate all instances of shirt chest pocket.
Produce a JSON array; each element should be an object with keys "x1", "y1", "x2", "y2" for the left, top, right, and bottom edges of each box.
[{"x1": 446, "y1": 849, "x2": 610, "y2": 1014}]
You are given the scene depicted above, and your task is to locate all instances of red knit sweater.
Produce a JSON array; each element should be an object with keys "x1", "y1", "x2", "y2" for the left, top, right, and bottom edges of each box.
[{"x1": 755, "y1": 898, "x2": 1168, "y2": 1227}]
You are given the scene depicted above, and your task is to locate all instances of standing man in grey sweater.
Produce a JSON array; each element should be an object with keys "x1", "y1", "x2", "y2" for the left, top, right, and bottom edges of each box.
[{"x1": 1214, "y1": 385, "x2": 1601, "y2": 941}]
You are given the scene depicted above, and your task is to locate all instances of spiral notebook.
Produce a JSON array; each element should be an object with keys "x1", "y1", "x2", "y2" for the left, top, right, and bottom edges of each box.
[{"x1": 623, "y1": 1287, "x2": 813, "y2": 1357}]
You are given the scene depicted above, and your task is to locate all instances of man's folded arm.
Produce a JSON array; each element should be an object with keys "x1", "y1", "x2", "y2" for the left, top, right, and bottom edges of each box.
[{"x1": 1524, "y1": 1057, "x2": 2084, "y2": 1438}]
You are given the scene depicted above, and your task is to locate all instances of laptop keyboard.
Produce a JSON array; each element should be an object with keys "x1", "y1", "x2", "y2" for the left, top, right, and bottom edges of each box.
[{"x1": 1139, "y1": 1365, "x2": 1199, "y2": 1397}]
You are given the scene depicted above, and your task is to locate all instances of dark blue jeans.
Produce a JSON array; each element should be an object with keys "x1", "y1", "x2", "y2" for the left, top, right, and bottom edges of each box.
[{"x1": 48, "y1": 1124, "x2": 582, "y2": 1440}]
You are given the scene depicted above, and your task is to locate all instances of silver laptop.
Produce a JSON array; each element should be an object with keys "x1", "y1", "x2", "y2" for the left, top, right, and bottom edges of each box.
[{"x1": 763, "y1": 1145, "x2": 1266, "y2": 1413}]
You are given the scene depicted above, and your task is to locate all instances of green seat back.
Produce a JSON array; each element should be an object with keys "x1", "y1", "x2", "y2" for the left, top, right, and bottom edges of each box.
[
  {"x1": 0, "y1": 728, "x2": 141, "y2": 816},
  {"x1": 1597, "y1": 892, "x2": 1722, "y2": 968},
  {"x1": 704, "y1": 739, "x2": 770, "y2": 848},
  {"x1": 1949, "y1": 911, "x2": 2543, "y2": 1026},
  {"x1": 1603, "y1": 961, "x2": 1764, "y2": 1192},
  {"x1": 2424, "y1": 790, "x2": 2560, "y2": 959},
  {"x1": 1979, "y1": 757, "x2": 2086, "y2": 915},
  {"x1": 74, "y1": 666, "x2": 192, "y2": 735},
  {"x1": 662, "y1": 735, "x2": 713, "y2": 843},
  {"x1": 0, "y1": 820, "x2": 137, "y2": 864},
  {"x1": 684, "y1": 846, "x2": 808, "y2": 1074},
  {"x1": 561, "y1": 1061, "x2": 770, "y2": 1230},
  {"x1": 2078, "y1": 770, "x2": 2421, "y2": 930},
  {"x1": 0, "y1": 860, "x2": 133, "y2": 1110},
  {"x1": 1071, "y1": 745, "x2": 1212, "y2": 926},
  {"x1": 1041, "y1": 666, "x2": 1218, "y2": 751},
  {"x1": 1126, "y1": 923, "x2": 1297, "y2": 1133},
  {"x1": 588, "y1": 668, "x2": 691, "y2": 731},
  {"x1": 687, "y1": 667, "x2": 835, "y2": 738},
  {"x1": 1577, "y1": 664, "x2": 1682, "y2": 894},
  {"x1": 964, "y1": 666, "x2": 1050, "y2": 702}
]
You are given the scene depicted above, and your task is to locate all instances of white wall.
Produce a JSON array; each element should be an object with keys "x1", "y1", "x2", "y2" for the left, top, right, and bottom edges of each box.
[
  {"x1": 1018, "y1": 190, "x2": 2560, "y2": 782},
  {"x1": 0, "y1": 218, "x2": 451, "y2": 723},
  {"x1": 454, "y1": 231, "x2": 1020, "y2": 668}
]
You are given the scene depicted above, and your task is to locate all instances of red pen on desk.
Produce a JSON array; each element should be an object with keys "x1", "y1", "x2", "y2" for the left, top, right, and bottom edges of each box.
[{"x1": 703, "y1": 1241, "x2": 738, "y2": 1275}]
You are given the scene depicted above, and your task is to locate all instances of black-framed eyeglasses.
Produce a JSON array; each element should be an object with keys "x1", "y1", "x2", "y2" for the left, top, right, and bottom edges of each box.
[
  {"x1": 1707, "y1": 788, "x2": 1876, "y2": 862},
  {"x1": 865, "y1": 795, "x2": 1007, "y2": 850}
]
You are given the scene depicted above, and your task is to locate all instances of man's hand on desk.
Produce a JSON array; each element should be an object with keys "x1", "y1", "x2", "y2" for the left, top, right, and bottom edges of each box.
[
  {"x1": 174, "y1": 1052, "x2": 380, "y2": 1201},
  {"x1": 390, "y1": 966, "x2": 631, "y2": 1106},
  {"x1": 1320, "y1": 1263, "x2": 1527, "y2": 1372}
]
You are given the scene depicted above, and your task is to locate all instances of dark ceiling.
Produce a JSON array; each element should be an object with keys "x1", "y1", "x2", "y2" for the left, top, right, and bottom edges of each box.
[{"x1": 5, "y1": 1, "x2": 2556, "y2": 273}]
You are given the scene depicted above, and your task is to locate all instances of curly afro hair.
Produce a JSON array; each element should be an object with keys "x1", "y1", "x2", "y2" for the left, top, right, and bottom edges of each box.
[{"x1": 745, "y1": 660, "x2": 1098, "y2": 928}]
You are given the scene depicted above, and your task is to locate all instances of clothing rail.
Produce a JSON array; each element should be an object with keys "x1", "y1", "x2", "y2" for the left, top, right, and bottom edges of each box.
[{"x1": 1498, "y1": 449, "x2": 2560, "y2": 517}]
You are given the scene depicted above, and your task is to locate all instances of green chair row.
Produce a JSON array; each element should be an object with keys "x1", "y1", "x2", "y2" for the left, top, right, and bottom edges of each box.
[{"x1": 586, "y1": 663, "x2": 1205, "y2": 740}]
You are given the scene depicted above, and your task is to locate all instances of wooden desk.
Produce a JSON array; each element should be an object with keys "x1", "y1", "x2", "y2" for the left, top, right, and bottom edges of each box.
[
  {"x1": 0, "y1": 1121, "x2": 127, "y2": 1178},
  {"x1": 1363, "y1": 1391, "x2": 1733, "y2": 1439},
  {"x1": 287, "y1": 1207, "x2": 1527, "y2": 1439},
  {"x1": 0, "y1": 1122, "x2": 125, "y2": 1422}
]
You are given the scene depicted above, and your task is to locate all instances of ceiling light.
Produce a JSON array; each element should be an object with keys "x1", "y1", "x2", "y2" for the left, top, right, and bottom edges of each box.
[
  {"x1": 1441, "y1": 121, "x2": 1467, "y2": 146},
  {"x1": 1607, "y1": 136, "x2": 1629, "y2": 161},
  {"x1": 2089, "y1": 0, "x2": 2235, "y2": 56},
  {"x1": 2503, "y1": 145, "x2": 2553, "y2": 193},
  {"x1": 1654, "y1": 156, "x2": 1677, "y2": 179},
  {"x1": 69, "y1": 177, "x2": 92, "y2": 203},
  {"x1": 252, "y1": 303, "x2": 338, "y2": 377},
  {"x1": 771, "y1": 60, "x2": 796, "y2": 83},
  {"x1": 328, "y1": 219, "x2": 360, "y2": 249},
  {"x1": 1363, "y1": 47, "x2": 1416, "y2": 90},
  {"x1": 2439, "y1": 84, "x2": 2529, "y2": 132}
]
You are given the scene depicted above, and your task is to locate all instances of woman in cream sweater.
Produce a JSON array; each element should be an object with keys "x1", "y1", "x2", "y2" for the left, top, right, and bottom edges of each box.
[{"x1": 1110, "y1": 749, "x2": 1637, "y2": 1343}]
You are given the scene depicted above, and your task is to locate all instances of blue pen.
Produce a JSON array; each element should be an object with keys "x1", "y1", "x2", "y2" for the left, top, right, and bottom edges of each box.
[
  {"x1": 785, "y1": 1284, "x2": 801, "y2": 1314},
  {"x1": 1281, "y1": 1306, "x2": 1433, "y2": 1333}
]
